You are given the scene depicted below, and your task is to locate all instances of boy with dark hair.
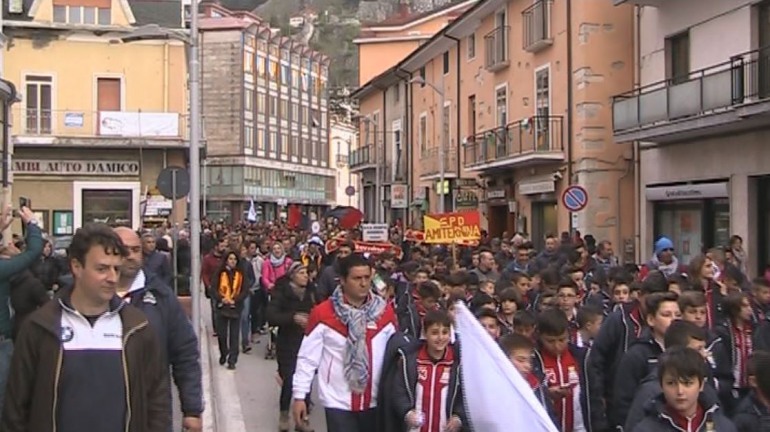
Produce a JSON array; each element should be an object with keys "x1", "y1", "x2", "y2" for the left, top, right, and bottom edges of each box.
[
  {"x1": 667, "y1": 273, "x2": 690, "y2": 295},
  {"x1": 613, "y1": 291, "x2": 681, "y2": 429},
  {"x1": 499, "y1": 333, "x2": 558, "y2": 428},
  {"x1": 576, "y1": 304, "x2": 603, "y2": 348},
  {"x1": 750, "y1": 277, "x2": 770, "y2": 325},
  {"x1": 476, "y1": 308, "x2": 501, "y2": 341},
  {"x1": 588, "y1": 270, "x2": 670, "y2": 430},
  {"x1": 514, "y1": 310, "x2": 537, "y2": 340},
  {"x1": 497, "y1": 288, "x2": 520, "y2": 336},
  {"x1": 716, "y1": 291, "x2": 755, "y2": 413},
  {"x1": 470, "y1": 292, "x2": 496, "y2": 314},
  {"x1": 389, "y1": 310, "x2": 465, "y2": 432},
  {"x1": 731, "y1": 351, "x2": 770, "y2": 432},
  {"x1": 509, "y1": 271, "x2": 533, "y2": 308},
  {"x1": 532, "y1": 309, "x2": 588, "y2": 432},
  {"x1": 557, "y1": 279, "x2": 581, "y2": 344},
  {"x1": 398, "y1": 281, "x2": 441, "y2": 339},
  {"x1": 632, "y1": 347, "x2": 736, "y2": 432},
  {"x1": 624, "y1": 320, "x2": 721, "y2": 430}
]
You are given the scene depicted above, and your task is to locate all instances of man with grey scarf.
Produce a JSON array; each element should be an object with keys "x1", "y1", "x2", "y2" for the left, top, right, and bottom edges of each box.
[{"x1": 291, "y1": 254, "x2": 397, "y2": 431}]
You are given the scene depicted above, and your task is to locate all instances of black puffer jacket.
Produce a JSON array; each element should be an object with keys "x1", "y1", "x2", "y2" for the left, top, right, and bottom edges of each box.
[
  {"x1": 266, "y1": 276, "x2": 316, "y2": 368},
  {"x1": 9, "y1": 268, "x2": 50, "y2": 339},
  {"x1": 612, "y1": 330, "x2": 664, "y2": 428},
  {"x1": 732, "y1": 392, "x2": 770, "y2": 432}
]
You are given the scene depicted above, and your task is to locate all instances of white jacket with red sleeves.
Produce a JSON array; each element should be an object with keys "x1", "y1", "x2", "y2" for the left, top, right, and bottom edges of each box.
[{"x1": 292, "y1": 298, "x2": 398, "y2": 411}]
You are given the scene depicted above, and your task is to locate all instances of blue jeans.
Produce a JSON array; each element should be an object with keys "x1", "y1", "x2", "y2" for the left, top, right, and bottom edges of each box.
[
  {"x1": 0, "y1": 339, "x2": 14, "y2": 415},
  {"x1": 240, "y1": 292, "x2": 252, "y2": 346}
]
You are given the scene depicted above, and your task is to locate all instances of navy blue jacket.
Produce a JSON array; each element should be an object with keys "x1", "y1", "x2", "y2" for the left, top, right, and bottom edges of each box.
[
  {"x1": 732, "y1": 392, "x2": 770, "y2": 432},
  {"x1": 632, "y1": 394, "x2": 736, "y2": 432},
  {"x1": 124, "y1": 272, "x2": 203, "y2": 418},
  {"x1": 143, "y1": 251, "x2": 173, "y2": 287},
  {"x1": 612, "y1": 330, "x2": 664, "y2": 428}
]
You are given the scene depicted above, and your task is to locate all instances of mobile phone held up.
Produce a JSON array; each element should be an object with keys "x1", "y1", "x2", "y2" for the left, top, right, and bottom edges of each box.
[{"x1": 19, "y1": 197, "x2": 30, "y2": 209}]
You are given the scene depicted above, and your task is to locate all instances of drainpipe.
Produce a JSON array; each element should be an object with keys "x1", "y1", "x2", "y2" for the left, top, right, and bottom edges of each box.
[
  {"x1": 395, "y1": 68, "x2": 411, "y2": 226},
  {"x1": 446, "y1": 34, "x2": 461, "y2": 212},
  {"x1": 380, "y1": 87, "x2": 387, "y2": 223},
  {"x1": 405, "y1": 71, "x2": 415, "y2": 227},
  {"x1": 634, "y1": 5, "x2": 642, "y2": 263},
  {"x1": 566, "y1": 0, "x2": 574, "y2": 185}
]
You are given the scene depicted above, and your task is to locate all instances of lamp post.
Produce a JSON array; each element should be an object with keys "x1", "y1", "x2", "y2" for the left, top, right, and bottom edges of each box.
[
  {"x1": 411, "y1": 76, "x2": 446, "y2": 213},
  {"x1": 121, "y1": 17, "x2": 202, "y2": 337}
]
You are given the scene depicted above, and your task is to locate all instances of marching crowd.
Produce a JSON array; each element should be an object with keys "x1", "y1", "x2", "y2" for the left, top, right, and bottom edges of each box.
[{"x1": 0, "y1": 206, "x2": 767, "y2": 432}]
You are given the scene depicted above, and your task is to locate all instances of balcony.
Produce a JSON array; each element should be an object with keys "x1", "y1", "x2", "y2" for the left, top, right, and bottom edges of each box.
[
  {"x1": 523, "y1": 0, "x2": 553, "y2": 53},
  {"x1": 613, "y1": 0, "x2": 664, "y2": 5},
  {"x1": 484, "y1": 26, "x2": 510, "y2": 72},
  {"x1": 12, "y1": 108, "x2": 188, "y2": 148},
  {"x1": 349, "y1": 145, "x2": 376, "y2": 171},
  {"x1": 463, "y1": 115, "x2": 565, "y2": 171},
  {"x1": 613, "y1": 48, "x2": 770, "y2": 144},
  {"x1": 420, "y1": 146, "x2": 458, "y2": 180},
  {"x1": 335, "y1": 153, "x2": 349, "y2": 167}
]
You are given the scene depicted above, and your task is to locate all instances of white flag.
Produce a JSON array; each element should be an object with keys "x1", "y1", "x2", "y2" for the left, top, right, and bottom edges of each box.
[
  {"x1": 454, "y1": 301, "x2": 558, "y2": 432},
  {"x1": 247, "y1": 199, "x2": 257, "y2": 222}
]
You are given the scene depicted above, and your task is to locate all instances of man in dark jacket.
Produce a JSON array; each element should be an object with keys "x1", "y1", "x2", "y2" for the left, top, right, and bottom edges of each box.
[
  {"x1": 0, "y1": 206, "x2": 43, "y2": 416},
  {"x1": 316, "y1": 241, "x2": 354, "y2": 300},
  {"x1": 114, "y1": 227, "x2": 203, "y2": 432},
  {"x1": 142, "y1": 232, "x2": 173, "y2": 286},
  {"x1": 2, "y1": 223, "x2": 169, "y2": 432}
]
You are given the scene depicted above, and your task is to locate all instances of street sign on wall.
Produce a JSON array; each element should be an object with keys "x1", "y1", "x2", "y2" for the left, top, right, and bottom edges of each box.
[{"x1": 561, "y1": 185, "x2": 588, "y2": 212}]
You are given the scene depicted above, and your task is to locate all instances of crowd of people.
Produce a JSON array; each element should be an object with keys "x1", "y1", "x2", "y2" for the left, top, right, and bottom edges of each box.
[
  {"x1": 194, "y1": 217, "x2": 770, "y2": 432},
  {"x1": 0, "y1": 206, "x2": 768, "y2": 432}
]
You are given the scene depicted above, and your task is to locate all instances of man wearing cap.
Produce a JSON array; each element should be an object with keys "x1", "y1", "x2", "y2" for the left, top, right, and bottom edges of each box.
[
  {"x1": 640, "y1": 236, "x2": 686, "y2": 279},
  {"x1": 300, "y1": 237, "x2": 324, "y2": 269}
]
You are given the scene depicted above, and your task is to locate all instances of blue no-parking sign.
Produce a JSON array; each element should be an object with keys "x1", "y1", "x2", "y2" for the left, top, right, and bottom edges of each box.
[{"x1": 562, "y1": 185, "x2": 588, "y2": 212}]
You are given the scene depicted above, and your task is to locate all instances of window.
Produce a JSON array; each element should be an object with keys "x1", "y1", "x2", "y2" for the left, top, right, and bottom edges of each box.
[
  {"x1": 495, "y1": 85, "x2": 507, "y2": 127},
  {"x1": 443, "y1": 103, "x2": 451, "y2": 147},
  {"x1": 244, "y1": 125, "x2": 254, "y2": 150},
  {"x1": 52, "y1": 5, "x2": 110, "y2": 24},
  {"x1": 535, "y1": 66, "x2": 551, "y2": 150},
  {"x1": 443, "y1": 51, "x2": 450, "y2": 74},
  {"x1": 268, "y1": 131, "x2": 277, "y2": 153},
  {"x1": 25, "y1": 75, "x2": 52, "y2": 134},
  {"x1": 256, "y1": 55, "x2": 266, "y2": 78},
  {"x1": 666, "y1": 31, "x2": 690, "y2": 84},
  {"x1": 281, "y1": 133, "x2": 289, "y2": 156},
  {"x1": 419, "y1": 67, "x2": 426, "y2": 87},
  {"x1": 257, "y1": 128, "x2": 265, "y2": 150},
  {"x1": 257, "y1": 93, "x2": 266, "y2": 113},
  {"x1": 280, "y1": 99, "x2": 289, "y2": 119},
  {"x1": 269, "y1": 96, "x2": 278, "y2": 117},
  {"x1": 393, "y1": 83, "x2": 400, "y2": 103},
  {"x1": 292, "y1": 103, "x2": 299, "y2": 124},
  {"x1": 291, "y1": 136, "x2": 299, "y2": 156},
  {"x1": 244, "y1": 91, "x2": 253, "y2": 112},
  {"x1": 244, "y1": 51, "x2": 254, "y2": 73},
  {"x1": 419, "y1": 114, "x2": 427, "y2": 152},
  {"x1": 467, "y1": 33, "x2": 476, "y2": 59}
]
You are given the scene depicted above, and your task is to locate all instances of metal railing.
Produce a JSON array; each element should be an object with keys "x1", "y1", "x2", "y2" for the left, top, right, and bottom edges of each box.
[
  {"x1": 523, "y1": 0, "x2": 553, "y2": 52},
  {"x1": 335, "y1": 153, "x2": 349, "y2": 165},
  {"x1": 463, "y1": 115, "x2": 564, "y2": 167},
  {"x1": 13, "y1": 107, "x2": 187, "y2": 140},
  {"x1": 420, "y1": 146, "x2": 458, "y2": 177},
  {"x1": 484, "y1": 26, "x2": 510, "y2": 71},
  {"x1": 349, "y1": 145, "x2": 374, "y2": 168},
  {"x1": 613, "y1": 47, "x2": 770, "y2": 133}
]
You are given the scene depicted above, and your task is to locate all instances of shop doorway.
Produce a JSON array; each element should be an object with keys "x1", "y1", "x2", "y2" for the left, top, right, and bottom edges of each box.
[
  {"x1": 487, "y1": 204, "x2": 507, "y2": 238},
  {"x1": 531, "y1": 201, "x2": 557, "y2": 250}
]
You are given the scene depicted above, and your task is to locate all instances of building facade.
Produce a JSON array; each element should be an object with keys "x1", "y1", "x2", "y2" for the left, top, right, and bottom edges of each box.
[
  {"x1": 330, "y1": 117, "x2": 360, "y2": 207},
  {"x1": 612, "y1": 0, "x2": 770, "y2": 272},
  {"x1": 3, "y1": 0, "x2": 188, "y2": 233},
  {"x1": 354, "y1": 0, "x2": 636, "y2": 251},
  {"x1": 200, "y1": 4, "x2": 335, "y2": 223}
]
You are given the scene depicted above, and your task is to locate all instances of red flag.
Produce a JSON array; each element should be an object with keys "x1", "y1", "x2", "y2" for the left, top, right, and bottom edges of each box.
[{"x1": 287, "y1": 204, "x2": 302, "y2": 229}]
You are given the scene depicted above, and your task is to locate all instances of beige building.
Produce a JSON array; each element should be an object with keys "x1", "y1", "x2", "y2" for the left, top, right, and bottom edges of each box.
[
  {"x1": 613, "y1": 0, "x2": 770, "y2": 271},
  {"x1": 330, "y1": 117, "x2": 360, "y2": 207},
  {"x1": 354, "y1": 0, "x2": 637, "y2": 251}
]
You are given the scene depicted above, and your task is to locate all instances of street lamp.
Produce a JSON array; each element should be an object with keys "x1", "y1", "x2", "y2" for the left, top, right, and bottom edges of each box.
[
  {"x1": 410, "y1": 76, "x2": 446, "y2": 213},
  {"x1": 121, "y1": 17, "x2": 203, "y2": 337}
]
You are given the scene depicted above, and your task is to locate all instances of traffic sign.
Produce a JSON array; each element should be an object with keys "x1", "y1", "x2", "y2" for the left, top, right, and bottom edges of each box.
[
  {"x1": 562, "y1": 185, "x2": 588, "y2": 212},
  {"x1": 311, "y1": 221, "x2": 321, "y2": 234},
  {"x1": 345, "y1": 185, "x2": 356, "y2": 197},
  {"x1": 157, "y1": 166, "x2": 190, "y2": 200}
]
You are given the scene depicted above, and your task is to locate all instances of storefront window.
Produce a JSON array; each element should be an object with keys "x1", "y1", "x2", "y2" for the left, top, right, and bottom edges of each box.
[
  {"x1": 654, "y1": 199, "x2": 729, "y2": 265},
  {"x1": 82, "y1": 190, "x2": 132, "y2": 227}
]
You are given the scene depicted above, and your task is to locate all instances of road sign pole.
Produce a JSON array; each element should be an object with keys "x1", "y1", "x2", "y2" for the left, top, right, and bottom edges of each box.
[{"x1": 172, "y1": 169, "x2": 179, "y2": 295}]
